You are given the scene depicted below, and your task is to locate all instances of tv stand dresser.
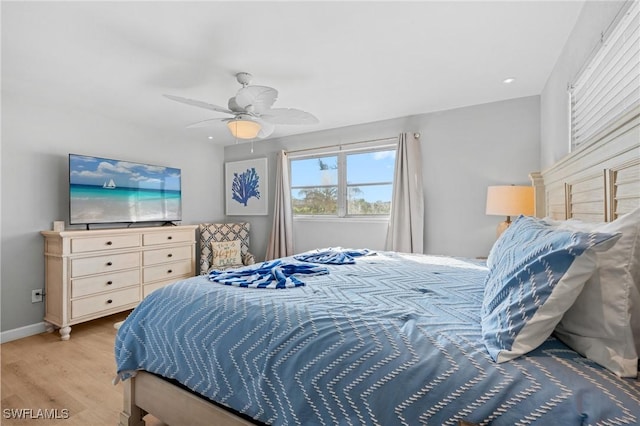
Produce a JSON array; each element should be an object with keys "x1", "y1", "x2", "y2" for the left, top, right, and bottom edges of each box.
[{"x1": 41, "y1": 225, "x2": 198, "y2": 340}]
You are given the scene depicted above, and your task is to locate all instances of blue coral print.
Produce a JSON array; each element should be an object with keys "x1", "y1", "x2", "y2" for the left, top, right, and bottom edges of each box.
[{"x1": 232, "y1": 167, "x2": 261, "y2": 206}]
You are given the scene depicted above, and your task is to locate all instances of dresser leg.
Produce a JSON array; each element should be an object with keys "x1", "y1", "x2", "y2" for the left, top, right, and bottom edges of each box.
[{"x1": 59, "y1": 326, "x2": 71, "y2": 341}]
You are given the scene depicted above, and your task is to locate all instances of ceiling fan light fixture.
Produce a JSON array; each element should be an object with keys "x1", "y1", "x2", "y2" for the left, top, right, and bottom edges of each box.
[
  {"x1": 165, "y1": 72, "x2": 317, "y2": 140},
  {"x1": 227, "y1": 118, "x2": 261, "y2": 139}
]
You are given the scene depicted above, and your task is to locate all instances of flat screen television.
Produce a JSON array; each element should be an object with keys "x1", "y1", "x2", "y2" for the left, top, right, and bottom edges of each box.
[{"x1": 69, "y1": 154, "x2": 182, "y2": 226}]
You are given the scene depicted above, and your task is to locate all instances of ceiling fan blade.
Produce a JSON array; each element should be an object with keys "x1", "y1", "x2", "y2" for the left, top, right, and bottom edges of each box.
[
  {"x1": 185, "y1": 118, "x2": 227, "y2": 129},
  {"x1": 255, "y1": 119, "x2": 275, "y2": 139},
  {"x1": 227, "y1": 97, "x2": 259, "y2": 116},
  {"x1": 163, "y1": 94, "x2": 233, "y2": 115},
  {"x1": 261, "y1": 108, "x2": 319, "y2": 125},
  {"x1": 235, "y1": 86, "x2": 278, "y2": 113}
]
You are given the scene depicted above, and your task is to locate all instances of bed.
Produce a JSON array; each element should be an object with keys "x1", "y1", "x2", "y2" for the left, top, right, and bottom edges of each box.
[{"x1": 116, "y1": 108, "x2": 640, "y2": 426}]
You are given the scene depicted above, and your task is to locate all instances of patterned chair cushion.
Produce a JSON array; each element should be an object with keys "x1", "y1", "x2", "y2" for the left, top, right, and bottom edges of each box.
[{"x1": 199, "y1": 222, "x2": 253, "y2": 274}]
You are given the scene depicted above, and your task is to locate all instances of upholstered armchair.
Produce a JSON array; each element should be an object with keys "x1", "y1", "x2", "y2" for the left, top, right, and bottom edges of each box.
[{"x1": 199, "y1": 222, "x2": 255, "y2": 274}]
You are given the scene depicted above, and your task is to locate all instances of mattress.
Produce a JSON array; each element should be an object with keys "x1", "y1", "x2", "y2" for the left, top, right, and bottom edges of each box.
[{"x1": 115, "y1": 252, "x2": 640, "y2": 425}]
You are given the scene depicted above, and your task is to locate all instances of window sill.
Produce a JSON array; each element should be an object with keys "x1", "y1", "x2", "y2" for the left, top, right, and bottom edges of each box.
[{"x1": 293, "y1": 216, "x2": 390, "y2": 224}]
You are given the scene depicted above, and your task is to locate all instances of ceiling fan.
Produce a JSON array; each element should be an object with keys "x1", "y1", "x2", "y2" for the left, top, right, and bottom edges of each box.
[{"x1": 164, "y1": 72, "x2": 319, "y2": 140}]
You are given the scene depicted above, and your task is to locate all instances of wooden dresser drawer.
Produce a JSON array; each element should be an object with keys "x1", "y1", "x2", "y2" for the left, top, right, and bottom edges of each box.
[
  {"x1": 71, "y1": 234, "x2": 140, "y2": 253},
  {"x1": 71, "y1": 287, "x2": 139, "y2": 319},
  {"x1": 71, "y1": 269, "x2": 140, "y2": 298},
  {"x1": 143, "y1": 259, "x2": 193, "y2": 283},
  {"x1": 143, "y1": 230, "x2": 194, "y2": 246},
  {"x1": 71, "y1": 252, "x2": 140, "y2": 278},
  {"x1": 143, "y1": 245, "x2": 192, "y2": 266}
]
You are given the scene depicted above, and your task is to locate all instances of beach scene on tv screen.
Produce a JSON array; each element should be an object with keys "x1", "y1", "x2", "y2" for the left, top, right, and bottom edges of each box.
[{"x1": 69, "y1": 155, "x2": 181, "y2": 224}]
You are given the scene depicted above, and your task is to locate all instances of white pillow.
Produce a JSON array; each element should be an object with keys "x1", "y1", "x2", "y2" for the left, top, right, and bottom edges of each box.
[
  {"x1": 210, "y1": 240, "x2": 243, "y2": 269},
  {"x1": 549, "y1": 207, "x2": 640, "y2": 377}
]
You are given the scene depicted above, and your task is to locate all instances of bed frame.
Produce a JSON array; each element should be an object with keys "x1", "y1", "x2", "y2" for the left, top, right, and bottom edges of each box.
[
  {"x1": 118, "y1": 107, "x2": 639, "y2": 426},
  {"x1": 118, "y1": 371, "x2": 254, "y2": 426}
]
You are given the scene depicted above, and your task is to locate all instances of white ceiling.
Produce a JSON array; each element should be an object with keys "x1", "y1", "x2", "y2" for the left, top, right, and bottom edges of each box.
[{"x1": 2, "y1": 1, "x2": 584, "y2": 145}]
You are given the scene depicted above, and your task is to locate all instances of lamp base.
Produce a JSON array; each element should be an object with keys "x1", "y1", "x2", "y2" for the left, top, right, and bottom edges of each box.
[{"x1": 496, "y1": 216, "x2": 512, "y2": 238}]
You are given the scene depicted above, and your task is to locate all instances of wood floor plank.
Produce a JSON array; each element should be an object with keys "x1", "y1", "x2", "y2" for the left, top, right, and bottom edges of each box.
[{"x1": 0, "y1": 311, "x2": 144, "y2": 426}]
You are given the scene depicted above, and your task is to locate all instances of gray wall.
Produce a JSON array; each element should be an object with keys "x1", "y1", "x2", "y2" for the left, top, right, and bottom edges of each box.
[
  {"x1": 540, "y1": 0, "x2": 627, "y2": 170},
  {"x1": 225, "y1": 95, "x2": 541, "y2": 261},
  {"x1": 2, "y1": 93, "x2": 539, "y2": 336},
  {"x1": 1, "y1": 92, "x2": 226, "y2": 334}
]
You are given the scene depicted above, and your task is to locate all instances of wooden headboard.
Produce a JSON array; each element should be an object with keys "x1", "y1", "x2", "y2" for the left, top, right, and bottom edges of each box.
[{"x1": 531, "y1": 107, "x2": 640, "y2": 222}]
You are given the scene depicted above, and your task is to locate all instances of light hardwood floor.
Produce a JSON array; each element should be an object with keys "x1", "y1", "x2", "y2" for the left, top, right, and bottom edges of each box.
[{"x1": 1, "y1": 311, "x2": 163, "y2": 426}]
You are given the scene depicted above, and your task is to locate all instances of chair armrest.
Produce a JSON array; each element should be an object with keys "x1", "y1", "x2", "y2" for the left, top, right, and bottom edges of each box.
[
  {"x1": 242, "y1": 252, "x2": 256, "y2": 266},
  {"x1": 199, "y1": 257, "x2": 211, "y2": 275}
]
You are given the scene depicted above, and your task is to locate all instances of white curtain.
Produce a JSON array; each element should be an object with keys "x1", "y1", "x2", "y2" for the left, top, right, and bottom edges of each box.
[
  {"x1": 265, "y1": 150, "x2": 294, "y2": 260},
  {"x1": 385, "y1": 133, "x2": 424, "y2": 253}
]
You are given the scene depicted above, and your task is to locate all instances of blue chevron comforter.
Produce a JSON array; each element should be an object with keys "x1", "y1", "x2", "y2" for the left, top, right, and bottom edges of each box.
[{"x1": 115, "y1": 252, "x2": 640, "y2": 425}]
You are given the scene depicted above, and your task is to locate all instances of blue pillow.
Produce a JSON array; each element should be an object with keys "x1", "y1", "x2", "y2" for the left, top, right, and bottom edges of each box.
[{"x1": 481, "y1": 215, "x2": 620, "y2": 363}]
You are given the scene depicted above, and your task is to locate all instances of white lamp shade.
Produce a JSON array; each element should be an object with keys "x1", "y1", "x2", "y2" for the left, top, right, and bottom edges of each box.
[
  {"x1": 486, "y1": 185, "x2": 534, "y2": 217},
  {"x1": 227, "y1": 119, "x2": 261, "y2": 139}
]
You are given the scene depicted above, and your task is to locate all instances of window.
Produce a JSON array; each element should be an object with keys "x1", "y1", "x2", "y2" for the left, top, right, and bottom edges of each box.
[
  {"x1": 290, "y1": 156, "x2": 338, "y2": 215},
  {"x1": 290, "y1": 146, "x2": 396, "y2": 217},
  {"x1": 570, "y1": 0, "x2": 639, "y2": 150}
]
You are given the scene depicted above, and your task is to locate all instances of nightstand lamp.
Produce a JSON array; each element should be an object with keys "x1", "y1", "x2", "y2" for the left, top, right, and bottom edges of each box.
[{"x1": 486, "y1": 185, "x2": 534, "y2": 237}]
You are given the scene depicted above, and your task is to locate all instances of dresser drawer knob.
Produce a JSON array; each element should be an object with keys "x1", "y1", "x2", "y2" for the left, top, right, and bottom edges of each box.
[
  {"x1": 106, "y1": 280, "x2": 113, "y2": 285},
  {"x1": 106, "y1": 241, "x2": 113, "y2": 246},
  {"x1": 167, "y1": 269, "x2": 173, "y2": 274},
  {"x1": 106, "y1": 261, "x2": 113, "y2": 266},
  {"x1": 106, "y1": 299, "x2": 113, "y2": 304},
  {"x1": 167, "y1": 253, "x2": 173, "y2": 258},
  {"x1": 167, "y1": 236, "x2": 173, "y2": 240}
]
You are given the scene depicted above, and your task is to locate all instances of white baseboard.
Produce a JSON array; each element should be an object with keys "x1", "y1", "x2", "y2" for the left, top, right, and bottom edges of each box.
[{"x1": 1, "y1": 322, "x2": 47, "y2": 343}]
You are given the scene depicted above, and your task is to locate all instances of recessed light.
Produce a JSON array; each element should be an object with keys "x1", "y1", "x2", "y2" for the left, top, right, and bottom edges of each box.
[
  {"x1": 208, "y1": 136, "x2": 213, "y2": 140},
  {"x1": 503, "y1": 77, "x2": 516, "y2": 84}
]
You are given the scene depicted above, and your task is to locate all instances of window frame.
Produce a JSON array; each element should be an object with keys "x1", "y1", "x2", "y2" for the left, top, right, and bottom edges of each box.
[{"x1": 289, "y1": 143, "x2": 397, "y2": 219}]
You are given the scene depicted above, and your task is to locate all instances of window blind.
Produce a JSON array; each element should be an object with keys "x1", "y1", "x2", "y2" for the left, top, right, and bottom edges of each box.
[{"x1": 570, "y1": 0, "x2": 639, "y2": 150}]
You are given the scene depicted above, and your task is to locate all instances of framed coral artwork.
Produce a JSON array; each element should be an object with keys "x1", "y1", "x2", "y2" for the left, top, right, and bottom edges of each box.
[{"x1": 225, "y1": 158, "x2": 268, "y2": 215}]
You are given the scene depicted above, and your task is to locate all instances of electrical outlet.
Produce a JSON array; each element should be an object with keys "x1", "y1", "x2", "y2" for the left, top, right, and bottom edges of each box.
[{"x1": 32, "y1": 289, "x2": 43, "y2": 303}]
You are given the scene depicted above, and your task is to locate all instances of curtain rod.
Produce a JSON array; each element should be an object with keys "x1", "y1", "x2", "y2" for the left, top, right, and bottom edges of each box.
[{"x1": 285, "y1": 133, "x2": 420, "y2": 156}]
